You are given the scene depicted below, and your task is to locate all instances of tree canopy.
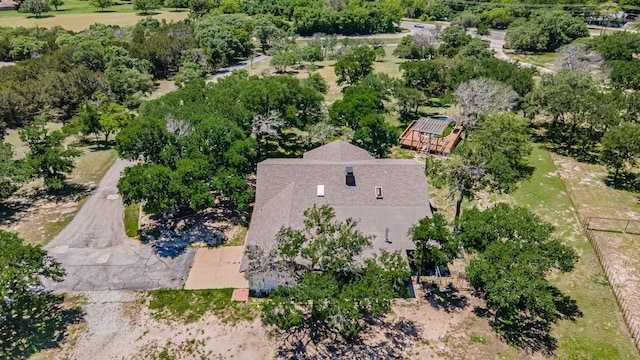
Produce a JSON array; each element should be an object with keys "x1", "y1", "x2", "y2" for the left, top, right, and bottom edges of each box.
[
  {"x1": 506, "y1": 10, "x2": 589, "y2": 52},
  {"x1": 334, "y1": 46, "x2": 377, "y2": 85},
  {"x1": 19, "y1": 119, "x2": 82, "y2": 190},
  {"x1": 409, "y1": 213, "x2": 459, "y2": 281},
  {"x1": 0, "y1": 230, "x2": 66, "y2": 359},
  {"x1": 461, "y1": 204, "x2": 579, "y2": 348},
  {"x1": 600, "y1": 122, "x2": 640, "y2": 182},
  {"x1": 427, "y1": 113, "x2": 533, "y2": 219},
  {"x1": 116, "y1": 72, "x2": 324, "y2": 214},
  {"x1": 245, "y1": 204, "x2": 410, "y2": 341}
]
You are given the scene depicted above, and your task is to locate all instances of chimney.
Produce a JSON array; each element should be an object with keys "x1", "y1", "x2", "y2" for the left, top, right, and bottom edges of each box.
[{"x1": 345, "y1": 167, "x2": 355, "y2": 186}]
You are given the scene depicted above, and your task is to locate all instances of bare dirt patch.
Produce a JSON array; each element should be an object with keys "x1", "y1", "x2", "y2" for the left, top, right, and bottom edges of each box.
[{"x1": 42, "y1": 289, "x2": 544, "y2": 360}]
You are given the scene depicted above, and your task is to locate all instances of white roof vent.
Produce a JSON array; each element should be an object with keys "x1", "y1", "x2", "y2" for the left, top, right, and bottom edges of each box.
[{"x1": 317, "y1": 185, "x2": 325, "y2": 197}]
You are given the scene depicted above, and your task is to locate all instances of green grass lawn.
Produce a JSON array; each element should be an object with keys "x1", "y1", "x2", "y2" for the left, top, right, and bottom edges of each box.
[
  {"x1": 124, "y1": 202, "x2": 139, "y2": 238},
  {"x1": 507, "y1": 146, "x2": 639, "y2": 359},
  {"x1": 504, "y1": 50, "x2": 558, "y2": 71},
  {"x1": 145, "y1": 288, "x2": 258, "y2": 325}
]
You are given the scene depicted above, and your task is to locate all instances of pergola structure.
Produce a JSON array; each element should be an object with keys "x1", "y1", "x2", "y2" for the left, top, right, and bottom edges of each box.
[{"x1": 399, "y1": 116, "x2": 462, "y2": 155}]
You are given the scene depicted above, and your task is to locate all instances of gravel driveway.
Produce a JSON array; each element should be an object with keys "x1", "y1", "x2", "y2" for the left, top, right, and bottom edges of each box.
[{"x1": 44, "y1": 159, "x2": 195, "y2": 291}]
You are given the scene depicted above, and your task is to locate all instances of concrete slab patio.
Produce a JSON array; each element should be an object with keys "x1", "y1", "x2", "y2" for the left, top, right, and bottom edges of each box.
[
  {"x1": 184, "y1": 247, "x2": 249, "y2": 289},
  {"x1": 44, "y1": 159, "x2": 195, "y2": 291}
]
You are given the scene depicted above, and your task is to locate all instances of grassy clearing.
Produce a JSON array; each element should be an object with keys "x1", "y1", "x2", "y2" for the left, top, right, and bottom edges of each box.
[
  {"x1": 505, "y1": 146, "x2": 639, "y2": 359},
  {"x1": 247, "y1": 45, "x2": 405, "y2": 104},
  {"x1": 4, "y1": 122, "x2": 63, "y2": 160},
  {"x1": 144, "y1": 79, "x2": 178, "y2": 101},
  {"x1": 0, "y1": 9, "x2": 187, "y2": 31},
  {"x1": 145, "y1": 288, "x2": 258, "y2": 325},
  {"x1": 504, "y1": 50, "x2": 558, "y2": 71},
  {"x1": 124, "y1": 202, "x2": 140, "y2": 238}
]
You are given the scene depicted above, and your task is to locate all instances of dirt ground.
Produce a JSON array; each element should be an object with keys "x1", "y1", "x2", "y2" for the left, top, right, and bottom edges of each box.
[{"x1": 37, "y1": 288, "x2": 546, "y2": 360}]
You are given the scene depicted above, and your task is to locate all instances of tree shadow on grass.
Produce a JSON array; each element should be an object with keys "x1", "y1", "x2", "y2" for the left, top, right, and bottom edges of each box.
[
  {"x1": 604, "y1": 171, "x2": 640, "y2": 192},
  {"x1": 276, "y1": 318, "x2": 420, "y2": 360},
  {"x1": 472, "y1": 287, "x2": 582, "y2": 357},
  {"x1": 25, "y1": 14, "x2": 55, "y2": 19},
  {"x1": 40, "y1": 183, "x2": 94, "y2": 203},
  {"x1": 0, "y1": 293, "x2": 84, "y2": 360},
  {"x1": 136, "y1": 11, "x2": 161, "y2": 16},
  {"x1": 0, "y1": 200, "x2": 29, "y2": 226}
]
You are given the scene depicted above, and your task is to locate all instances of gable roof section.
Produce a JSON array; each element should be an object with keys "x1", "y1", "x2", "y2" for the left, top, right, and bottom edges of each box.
[
  {"x1": 241, "y1": 141, "x2": 432, "y2": 271},
  {"x1": 303, "y1": 140, "x2": 374, "y2": 162}
]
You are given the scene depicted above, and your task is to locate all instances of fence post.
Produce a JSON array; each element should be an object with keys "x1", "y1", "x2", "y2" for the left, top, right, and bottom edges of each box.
[{"x1": 625, "y1": 220, "x2": 630, "y2": 234}]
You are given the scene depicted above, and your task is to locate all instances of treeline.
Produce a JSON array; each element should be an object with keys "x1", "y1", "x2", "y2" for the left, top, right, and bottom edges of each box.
[
  {"x1": 0, "y1": 15, "x2": 260, "y2": 131},
  {"x1": 401, "y1": 0, "x2": 632, "y2": 27},
  {"x1": 165, "y1": 0, "x2": 404, "y2": 36}
]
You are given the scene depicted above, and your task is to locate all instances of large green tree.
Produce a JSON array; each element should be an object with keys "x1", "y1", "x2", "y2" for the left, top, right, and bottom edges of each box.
[
  {"x1": 461, "y1": 204, "x2": 579, "y2": 347},
  {"x1": 19, "y1": 120, "x2": 82, "y2": 190},
  {"x1": 244, "y1": 204, "x2": 410, "y2": 341},
  {"x1": 329, "y1": 84, "x2": 383, "y2": 129},
  {"x1": 133, "y1": 0, "x2": 162, "y2": 15},
  {"x1": 0, "y1": 142, "x2": 25, "y2": 201},
  {"x1": 409, "y1": 213, "x2": 459, "y2": 283},
  {"x1": 600, "y1": 122, "x2": 640, "y2": 183},
  {"x1": 506, "y1": 10, "x2": 589, "y2": 52},
  {"x1": 427, "y1": 113, "x2": 533, "y2": 220},
  {"x1": 17, "y1": 0, "x2": 51, "y2": 18},
  {"x1": 0, "y1": 230, "x2": 66, "y2": 359},
  {"x1": 353, "y1": 114, "x2": 397, "y2": 158},
  {"x1": 334, "y1": 46, "x2": 377, "y2": 85}
]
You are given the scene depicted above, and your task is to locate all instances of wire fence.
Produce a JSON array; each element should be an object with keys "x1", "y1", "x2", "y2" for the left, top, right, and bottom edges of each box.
[
  {"x1": 583, "y1": 222, "x2": 640, "y2": 351},
  {"x1": 584, "y1": 216, "x2": 640, "y2": 235}
]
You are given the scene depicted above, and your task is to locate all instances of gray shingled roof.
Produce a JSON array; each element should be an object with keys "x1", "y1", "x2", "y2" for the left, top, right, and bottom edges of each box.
[
  {"x1": 303, "y1": 140, "x2": 374, "y2": 161},
  {"x1": 412, "y1": 117, "x2": 450, "y2": 136},
  {"x1": 241, "y1": 140, "x2": 432, "y2": 271}
]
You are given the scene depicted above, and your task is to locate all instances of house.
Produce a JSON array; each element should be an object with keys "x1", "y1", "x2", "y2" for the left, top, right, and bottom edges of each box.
[
  {"x1": 241, "y1": 140, "x2": 432, "y2": 291},
  {"x1": 0, "y1": 0, "x2": 18, "y2": 11}
]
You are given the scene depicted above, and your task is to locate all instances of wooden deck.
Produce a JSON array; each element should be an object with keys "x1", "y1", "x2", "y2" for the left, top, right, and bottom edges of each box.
[{"x1": 399, "y1": 120, "x2": 463, "y2": 155}]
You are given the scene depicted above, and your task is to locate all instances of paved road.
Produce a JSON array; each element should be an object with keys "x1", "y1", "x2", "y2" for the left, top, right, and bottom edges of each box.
[
  {"x1": 206, "y1": 54, "x2": 270, "y2": 83},
  {"x1": 44, "y1": 159, "x2": 195, "y2": 291},
  {"x1": 401, "y1": 21, "x2": 556, "y2": 74}
]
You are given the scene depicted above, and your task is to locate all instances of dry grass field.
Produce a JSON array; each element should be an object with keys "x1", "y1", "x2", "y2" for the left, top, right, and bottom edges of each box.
[{"x1": 0, "y1": 10, "x2": 187, "y2": 32}]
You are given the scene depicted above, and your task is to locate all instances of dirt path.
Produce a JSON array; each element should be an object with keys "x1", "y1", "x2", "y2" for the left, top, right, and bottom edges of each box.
[{"x1": 44, "y1": 159, "x2": 195, "y2": 291}]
